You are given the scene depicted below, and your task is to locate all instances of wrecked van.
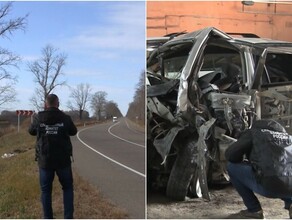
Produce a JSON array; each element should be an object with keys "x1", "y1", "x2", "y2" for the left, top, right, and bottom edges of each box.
[{"x1": 147, "y1": 27, "x2": 292, "y2": 201}]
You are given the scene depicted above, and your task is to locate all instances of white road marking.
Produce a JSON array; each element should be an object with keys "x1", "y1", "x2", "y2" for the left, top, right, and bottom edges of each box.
[
  {"x1": 77, "y1": 125, "x2": 146, "y2": 178},
  {"x1": 108, "y1": 121, "x2": 145, "y2": 148}
]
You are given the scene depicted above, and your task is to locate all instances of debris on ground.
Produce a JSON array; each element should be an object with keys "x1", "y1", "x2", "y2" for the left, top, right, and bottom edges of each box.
[
  {"x1": 1, "y1": 147, "x2": 32, "y2": 159},
  {"x1": 1, "y1": 153, "x2": 15, "y2": 159}
]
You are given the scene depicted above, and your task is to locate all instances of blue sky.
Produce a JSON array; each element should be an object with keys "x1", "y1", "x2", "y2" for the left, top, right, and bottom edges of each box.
[{"x1": 0, "y1": 1, "x2": 145, "y2": 116}]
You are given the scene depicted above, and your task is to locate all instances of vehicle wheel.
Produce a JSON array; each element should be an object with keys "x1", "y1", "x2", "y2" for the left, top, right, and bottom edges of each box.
[
  {"x1": 166, "y1": 138, "x2": 198, "y2": 201},
  {"x1": 187, "y1": 170, "x2": 202, "y2": 198}
]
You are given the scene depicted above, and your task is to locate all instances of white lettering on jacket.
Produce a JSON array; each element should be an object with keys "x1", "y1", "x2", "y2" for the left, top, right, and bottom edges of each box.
[
  {"x1": 40, "y1": 123, "x2": 64, "y2": 135},
  {"x1": 261, "y1": 129, "x2": 291, "y2": 145}
]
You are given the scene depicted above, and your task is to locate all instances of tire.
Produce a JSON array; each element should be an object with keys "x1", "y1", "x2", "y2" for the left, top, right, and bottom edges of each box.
[
  {"x1": 166, "y1": 138, "x2": 198, "y2": 201},
  {"x1": 187, "y1": 170, "x2": 202, "y2": 198}
]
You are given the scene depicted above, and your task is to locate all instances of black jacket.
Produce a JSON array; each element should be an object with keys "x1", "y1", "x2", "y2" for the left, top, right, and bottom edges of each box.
[
  {"x1": 28, "y1": 107, "x2": 77, "y2": 169},
  {"x1": 225, "y1": 119, "x2": 292, "y2": 195},
  {"x1": 225, "y1": 119, "x2": 287, "y2": 163}
]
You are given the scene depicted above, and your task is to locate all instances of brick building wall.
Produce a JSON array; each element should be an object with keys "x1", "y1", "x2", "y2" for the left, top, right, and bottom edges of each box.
[{"x1": 147, "y1": 1, "x2": 292, "y2": 41}]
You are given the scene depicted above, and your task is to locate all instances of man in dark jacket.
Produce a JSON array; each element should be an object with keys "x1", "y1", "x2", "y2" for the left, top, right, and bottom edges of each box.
[
  {"x1": 225, "y1": 119, "x2": 292, "y2": 219},
  {"x1": 28, "y1": 94, "x2": 77, "y2": 219}
]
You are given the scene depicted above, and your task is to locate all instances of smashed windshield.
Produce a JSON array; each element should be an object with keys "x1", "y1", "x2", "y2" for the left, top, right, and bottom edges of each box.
[
  {"x1": 148, "y1": 42, "x2": 194, "y2": 80},
  {"x1": 163, "y1": 55, "x2": 189, "y2": 79}
]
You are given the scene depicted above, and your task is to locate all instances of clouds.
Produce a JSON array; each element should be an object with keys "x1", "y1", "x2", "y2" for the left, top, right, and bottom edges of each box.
[
  {"x1": 107, "y1": 2, "x2": 145, "y2": 28},
  {"x1": 16, "y1": 2, "x2": 145, "y2": 61},
  {"x1": 20, "y1": 55, "x2": 40, "y2": 62},
  {"x1": 61, "y1": 2, "x2": 145, "y2": 55},
  {"x1": 5, "y1": 1, "x2": 145, "y2": 116},
  {"x1": 67, "y1": 29, "x2": 144, "y2": 51},
  {"x1": 65, "y1": 68, "x2": 102, "y2": 78}
]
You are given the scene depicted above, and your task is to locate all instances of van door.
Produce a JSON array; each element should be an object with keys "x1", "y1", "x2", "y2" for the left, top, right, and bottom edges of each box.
[{"x1": 252, "y1": 47, "x2": 292, "y2": 132}]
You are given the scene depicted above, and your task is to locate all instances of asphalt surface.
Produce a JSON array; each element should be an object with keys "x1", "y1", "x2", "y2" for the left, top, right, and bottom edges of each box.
[{"x1": 71, "y1": 118, "x2": 145, "y2": 219}]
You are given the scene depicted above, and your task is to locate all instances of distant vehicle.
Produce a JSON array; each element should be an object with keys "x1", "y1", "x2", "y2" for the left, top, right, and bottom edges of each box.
[{"x1": 112, "y1": 116, "x2": 118, "y2": 122}]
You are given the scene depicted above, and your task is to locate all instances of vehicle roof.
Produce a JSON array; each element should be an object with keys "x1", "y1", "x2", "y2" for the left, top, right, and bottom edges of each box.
[
  {"x1": 162, "y1": 27, "x2": 292, "y2": 47},
  {"x1": 234, "y1": 37, "x2": 288, "y2": 44},
  {"x1": 147, "y1": 36, "x2": 170, "y2": 41},
  {"x1": 169, "y1": 29, "x2": 205, "y2": 41},
  {"x1": 147, "y1": 37, "x2": 171, "y2": 51},
  {"x1": 233, "y1": 37, "x2": 292, "y2": 45}
]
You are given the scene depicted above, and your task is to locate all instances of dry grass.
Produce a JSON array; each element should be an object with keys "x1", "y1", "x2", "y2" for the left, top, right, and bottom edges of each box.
[
  {"x1": 0, "y1": 124, "x2": 16, "y2": 137},
  {"x1": 51, "y1": 171, "x2": 128, "y2": 219},
  {"x1": 0, "y1": 126, "x2": 128, "y2": 219},
  {"x1": 73, "y1": 173, "x2": 128, "y2": 219},
  {"x1": 126, "y1": 118, "x2": 145, "y2": 133}
]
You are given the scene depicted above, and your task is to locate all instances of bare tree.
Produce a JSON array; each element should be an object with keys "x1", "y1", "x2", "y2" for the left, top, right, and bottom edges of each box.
[
  {"x1": 0, "y1": 2, "x2": 28, "y2": 107},
  {"x1": 28, "y1": 45, "x2": 67, "y2": 110},
  {"x1": 67, "y1": 83, "x2": 91, "y2": 120},
  {"x1": 91, "y1": 91, "x2": 108, "y2": 120},
  {"x1": 105, "y1": 100, "x2": 123, "y2": 119},
  {"x1": 126, "y1": 71, "x2": 145, "y2": 125}
]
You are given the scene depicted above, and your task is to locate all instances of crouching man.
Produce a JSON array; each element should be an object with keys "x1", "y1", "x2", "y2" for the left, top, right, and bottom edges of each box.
[{"x1": 225, "y1": 119, "x2": 292, "y2": 219}]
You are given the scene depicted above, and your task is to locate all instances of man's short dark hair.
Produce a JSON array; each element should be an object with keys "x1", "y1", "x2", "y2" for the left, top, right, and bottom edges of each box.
[{"x1": 46, "y1": 94, "x2": 59, "y2": 107}]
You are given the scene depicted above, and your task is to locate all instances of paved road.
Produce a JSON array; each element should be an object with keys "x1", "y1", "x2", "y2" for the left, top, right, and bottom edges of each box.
[{"x1": 71, "y1": 118, "x2": 145, "y2": 219}]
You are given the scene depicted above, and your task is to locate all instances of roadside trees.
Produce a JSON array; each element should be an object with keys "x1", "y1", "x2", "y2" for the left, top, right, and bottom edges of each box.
[
  {"x1": 28, "y1": 45, "x2": 67, "y2": 110},
  {"x1": 126, "y1": 71, "x2": 145, "y2": 125},
  {"x1": 0, "y1": 2, "x2": 27, "y2": 107},
  {"x1": 67, "y1": 83, "x2": 91, "y2": 120},
  {"x1": 105, "y1": 100, "x2": 123, "y2": 119},
  {"x1": 91, "y1": 91, "x2": 107, "y2": 121}
]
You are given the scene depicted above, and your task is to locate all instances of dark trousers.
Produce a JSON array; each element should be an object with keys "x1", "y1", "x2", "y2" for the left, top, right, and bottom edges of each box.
[
  {"x1": 39, "y1": 166, "x2": 74, "y2": 219},
  {"x1": 227, "y1": 162, "x2": 292, "y2": 212}
]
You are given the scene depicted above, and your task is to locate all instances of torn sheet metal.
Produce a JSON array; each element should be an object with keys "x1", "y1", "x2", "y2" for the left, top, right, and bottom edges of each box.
[
  {"x1": 258, "y1": 90, "x2": 292, "y2": 102},
  {"x1": 207, "y1": 93, "x2": 251, "y2": 110},
  {"x1": 147, "y1": 79, "x2": 179, "y2": 97},
  {"x1": 154, "y1": 126, "x2": 185, "y2": 162},
  {"x1": 147, "y1": 97, "x2": 175, "y2": 122},
  {"x1": 197, "y1": 117, "x2": 216, "y2": 201}
]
